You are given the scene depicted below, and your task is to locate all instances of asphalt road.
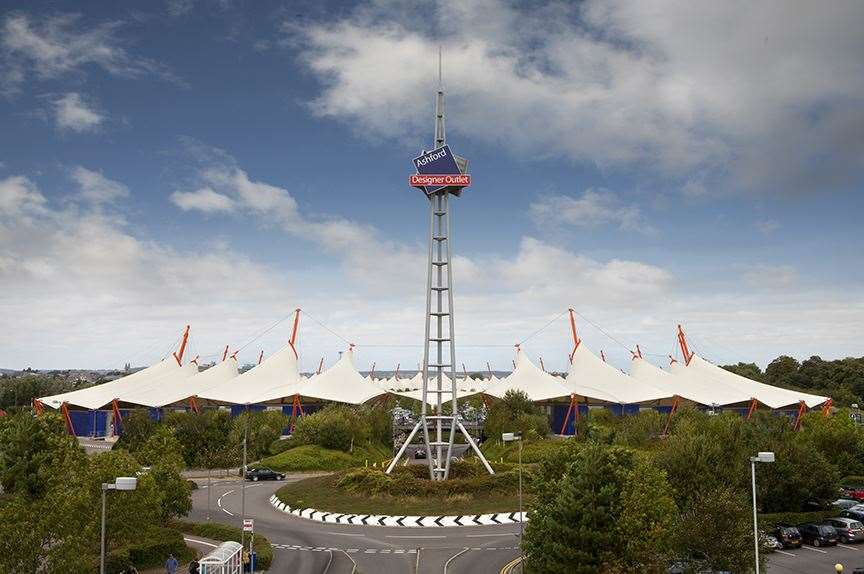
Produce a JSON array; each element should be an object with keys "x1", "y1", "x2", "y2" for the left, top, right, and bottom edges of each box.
[
  {"x1": 767, "y1": 542, "x2": 864, "y2": 574},
  {"x1": 189, "y1": 475, "x2": 521, "y2": 574}
]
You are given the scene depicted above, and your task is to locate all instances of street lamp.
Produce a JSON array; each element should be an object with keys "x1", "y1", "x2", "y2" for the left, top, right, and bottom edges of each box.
[
  {"x1": 502, "y1": 432, "x2": 524, "y2": 564},
  {"x1": 101, "y1": 476, "x2": 138, "y2": 574},
  {"x1": 749, "y1": 452, "x2": 774, "y2": 574}
]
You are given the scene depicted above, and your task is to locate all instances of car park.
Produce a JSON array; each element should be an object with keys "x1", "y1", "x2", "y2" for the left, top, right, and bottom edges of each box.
[
  {"x1": 796, "y1": 523, "x2": 838, "y2": 547},
  {"x1": 245, "y1": 468, "x2": 285, "y2": 481},
  {"x1": 840, "y1": 485, "x2": 864, "y2": 501},
  {"x1": 841, "y1": 508, "x2": 864, "y2": 522},
  {"x1": 772, "y1": 526, "x2": 802, "y2": 548},
  {"x1": 824, "y1": 517, "x2": 864, "y2": 543}
]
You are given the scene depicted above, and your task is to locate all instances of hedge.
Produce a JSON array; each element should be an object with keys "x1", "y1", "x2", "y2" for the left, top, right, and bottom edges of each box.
[
  {"x1": 170, "y1": 520, "x2": 273, "y2": 571},
  {"x1": 841, "y1": 476, "x2": 864, "y2": 485},
  {"x1": 106, "y1": 525, "x2": 194, "y2": 573},
  {"x1": 759, "y1": 510, "x2": 837, "y2": 529}
]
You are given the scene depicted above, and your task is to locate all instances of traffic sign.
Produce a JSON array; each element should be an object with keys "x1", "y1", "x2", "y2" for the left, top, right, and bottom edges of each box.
[{"x1": 243, "y1": 519, "x2": 253, "y2": 532}]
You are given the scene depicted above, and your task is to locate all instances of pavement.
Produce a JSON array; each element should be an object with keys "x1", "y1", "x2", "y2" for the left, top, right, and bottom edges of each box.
[
  {"x1": 767, "y1": 542, "x2": 864, "y2": 574},
  {"x1": 189, "y1": 474, "x2": 522, "y2": 573}
]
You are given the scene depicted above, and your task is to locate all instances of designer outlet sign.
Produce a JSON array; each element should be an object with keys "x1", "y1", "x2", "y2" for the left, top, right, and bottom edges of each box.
[{"x1": 410, "y1": 145, "x2": 470, "y2": 195}]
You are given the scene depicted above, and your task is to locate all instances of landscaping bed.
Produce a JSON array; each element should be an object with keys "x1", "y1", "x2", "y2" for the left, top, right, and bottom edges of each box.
[{"x1": 275, "y1": 461, "x2": 531, "y2": 516}]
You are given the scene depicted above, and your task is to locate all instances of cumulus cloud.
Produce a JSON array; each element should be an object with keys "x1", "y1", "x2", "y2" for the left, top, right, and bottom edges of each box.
[
  {"x1": 530, "y1": 189, "x2": 655, "y2": 234},
  {"x1": 171, "y1": 187, "x2": 235, "y2": 213},
  {"x1": 53, "y1": 92, "x2": 104, "y2": 132},
  {"x1": 291, "y1": 0, "x2": 864, "y2": 194},
  {"x1": 1, "y1": 12, "x2": 175, "y2": 94},
  {"x1": 0, "y1": 175, "x2": 46, "y2": 215},
  {"x1": 71, "y1": 166, "x2": 129, "y2": 204}
]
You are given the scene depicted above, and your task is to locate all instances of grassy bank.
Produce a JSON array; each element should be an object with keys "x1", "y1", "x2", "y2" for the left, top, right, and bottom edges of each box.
[
  {"x1": 275, "y1": 464, "x2": 529, "y2": 516},
  {"x1": 257, "y1": 443, "x2": 392, "y2": 472}
]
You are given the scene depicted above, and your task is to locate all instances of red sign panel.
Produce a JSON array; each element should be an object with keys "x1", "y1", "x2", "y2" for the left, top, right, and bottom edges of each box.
[{"x1": 409, "y1": 174, "x2": 471, "y2": 188}]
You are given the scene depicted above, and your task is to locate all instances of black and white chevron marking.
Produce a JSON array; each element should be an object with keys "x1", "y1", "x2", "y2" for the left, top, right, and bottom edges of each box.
[{"x1": 268, "y1": 495, "x2": 528, "y2": 528}]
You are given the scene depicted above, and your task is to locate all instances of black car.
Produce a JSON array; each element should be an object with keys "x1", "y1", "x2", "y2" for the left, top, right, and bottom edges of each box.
[
  {"x1": 245, "y1": 468, "x2": 285, "y2": 481},
  {"x1": 841, "y1": 509, "x2": 864, "y2": 522},
  {"x1": 772, "y1": 526, "x2": 802, "y2": 548},
  {"x1": 796, "y1": 523, "x2": 838, "y2": 547}
]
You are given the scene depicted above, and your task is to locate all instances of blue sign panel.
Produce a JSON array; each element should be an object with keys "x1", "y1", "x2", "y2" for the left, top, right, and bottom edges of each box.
[{"x1": 413, "y1": 145, "x2": 461, "y2": 194}]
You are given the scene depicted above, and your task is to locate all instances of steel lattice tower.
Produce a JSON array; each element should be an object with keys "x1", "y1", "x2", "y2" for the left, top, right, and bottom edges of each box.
[{"x1": 386, "y1": 57, "x2": 494, "y2": 480}]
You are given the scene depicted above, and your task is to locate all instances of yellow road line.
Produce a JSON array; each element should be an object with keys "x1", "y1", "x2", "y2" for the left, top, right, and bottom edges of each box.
[{"x1": 500, "y1": 556, "x2": 523, "y2": 574}]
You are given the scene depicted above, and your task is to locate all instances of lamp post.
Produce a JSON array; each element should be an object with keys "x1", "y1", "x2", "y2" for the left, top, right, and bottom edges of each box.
[
  {"x1": 502, "y1": 432, "x2": 524, "y2": 564},
  {"x1": 100, "y1": 476, "x2": 138, "y2": 574},
  {"x1": 749, "y1": 452, "x2": 775, "y2": 574}
]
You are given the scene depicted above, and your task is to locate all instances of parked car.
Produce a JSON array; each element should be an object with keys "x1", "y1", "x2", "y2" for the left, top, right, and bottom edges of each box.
[
  {"x1": 840, "y1": 485, "x2": 864, "y2": 501},
  {"x1": 796, "y1": 523, "x2": 838, "y2": 547},
  {"x1": 772, "y1": 526, "x2": 802, "y2": 548},
  {"x1": 825, "y1": 517, "x2": 864, "y2": 543},
  {"x1": 245, "y1": 468, "x2": 285, "y2": 481},
  {"x1": 414, "y1": 448, "x2": 427, "y2": 459},
  {"x1": 762, "y1": 534, "x2": 783, "y2": 551},
  {"x1": 833, "y1": 498, "x2": 861, "y2": 510},
  {"x1": 841, "y1": 508, "x2": 864, "y2": 522}
]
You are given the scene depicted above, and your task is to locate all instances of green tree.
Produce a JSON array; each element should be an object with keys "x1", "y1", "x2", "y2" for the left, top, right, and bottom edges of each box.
[
  {"x1": 722, "y1": 362, "x2": 764, "y2": 382},
  {"x1": 524, "y1": 443, "x2": 677, "y2": 573},
  {"x1": 115, "y1": 409, "x2": 157, "y2": 453},
  {"x1": 229, "y1": 410, "x2": 290, "y2": 460},
  {"x1": 484, "y1": 389, "x2": 550, "y2": 441}
]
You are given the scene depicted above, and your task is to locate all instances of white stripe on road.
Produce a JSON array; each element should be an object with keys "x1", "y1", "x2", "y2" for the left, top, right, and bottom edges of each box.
[
  {"x1": 802, "y1": 546, "x2": 827, "y2": 554},
  {"x1": 838, "y1": 544, "x2": 859, "y2": 550},
  {"x1": 326, "y1": 532, "x2": 367, "y2": 537},
  {"x1": 385, "y1": 535, "x2": 446, "y2": 539},
  {"x1": 443, "y1": 548, "x2": 470, "y2": 574},
  {"x1": 775, "y1": 550, "x2": 796, "y2": 556},
  {"x1": 217, "y1": 489, "x2": 235, "y2": 516},
  {"x1": 466, "y1": 533, "x2": 516, "y2": 538}
]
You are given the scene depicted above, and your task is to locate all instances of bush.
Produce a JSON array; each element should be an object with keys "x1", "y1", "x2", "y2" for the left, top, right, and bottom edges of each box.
[
  {"x1": 170, "y1": 520, "x2": 272, "y2": 570},
  {"x1": 292, "y1": 405, "x2": 370, "y2": 451},
  {"x1": 260, "y1": 444, "x2": 360, "y2": 471},
  {"x1": 841, "y1": 475, "x2": 864, "y2": 485},
  {"x1": 106, "y1": 525, "x2": 193, "y2": 574},
  {"x1": 485, "y1": 390, "x2": 550, "y2": 441},
  {"x1": 269, "y1": 437, "x2": 294, "y2": 456}
]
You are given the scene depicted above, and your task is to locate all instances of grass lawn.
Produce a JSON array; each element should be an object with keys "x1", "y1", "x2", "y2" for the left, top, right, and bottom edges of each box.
[
  {"x1": 257, "y1": 443, "x2": 393, "y2": 472},
  {"x1": 275, "y1": 472, "x2": 530, "y2": 516}
]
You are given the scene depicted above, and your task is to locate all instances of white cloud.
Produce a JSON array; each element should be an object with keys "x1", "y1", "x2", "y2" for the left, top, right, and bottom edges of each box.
[
  {"x1": 171, "y1": 187, "x2": 235, "y2": 213},
  {"x1": 291, "y1": 0, "x2": 864, "y2": 193},
  {"x1": 0, "y1": 175, "x2": 46, "y2": 215},
  {"x1": 530, "y1": 189, "x2": 654, "y2": 234},
  {"x1": 71, "y1": 166, "x2": 129, "y2": 204},
  {"x1": 1, "y1": 12, "x2": 175, "y2": 94},
  {"x1": 53, "y1": 93, "x2": 104, "y2": 132}
]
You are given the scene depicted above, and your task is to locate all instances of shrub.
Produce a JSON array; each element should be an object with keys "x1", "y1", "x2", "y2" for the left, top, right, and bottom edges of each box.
[
  {"x1": 106, "y1": 525, "x2": 193, "y2": 574},
  {"x1": 292, "y1": 405, "x2": 370, "y2": 451},
  {"x1": 485, "y1": 390, "x2": 550, "y2": 441},
  {"x1": 759, "y1": 510, "x2": 837, "y2": 529}
]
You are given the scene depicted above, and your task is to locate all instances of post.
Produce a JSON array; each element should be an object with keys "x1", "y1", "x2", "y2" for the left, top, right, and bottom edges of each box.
[
  {"x1": 207, "y1": 467, "x2": 212, "y2": 521},
  {"x1": 250, "y1": 530, "x2": 255, "y2": 574},
  {"x1": 518, "y1": 438, "x2": 524, "y2": 565},
  {"x1": 241, "y1": 417, "x2": 248, "y2": 550},
  {"x1": 100, "y1": 485, "x2": 108, "y2": 574},
  {"x1": 751, "y1": 459, "x2": 760, "y2": 574}
]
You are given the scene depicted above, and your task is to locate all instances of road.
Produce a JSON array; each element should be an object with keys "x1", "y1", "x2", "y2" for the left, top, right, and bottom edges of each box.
[{"x1": 189, "y1": 475, "x2": 521, "y2": 573}]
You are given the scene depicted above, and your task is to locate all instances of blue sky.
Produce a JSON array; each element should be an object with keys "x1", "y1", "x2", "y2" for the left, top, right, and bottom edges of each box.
[{"x1": 1, "y1": 0, "x2": 862, "y2": 372}]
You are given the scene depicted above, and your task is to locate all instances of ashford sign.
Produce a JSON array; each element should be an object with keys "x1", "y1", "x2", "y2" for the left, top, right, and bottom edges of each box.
[{"x1": 410, "y1": 145, "x2": 471, "y2": 195}]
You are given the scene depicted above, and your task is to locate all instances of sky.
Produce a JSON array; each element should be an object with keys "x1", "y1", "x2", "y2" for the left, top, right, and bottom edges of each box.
[{"x1": 1, "y1": 0, "x2": 863, "y2": 373}]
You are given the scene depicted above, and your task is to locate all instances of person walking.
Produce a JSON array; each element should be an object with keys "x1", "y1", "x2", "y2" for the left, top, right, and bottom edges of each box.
[{"x1": 165, "y1": 554, "x2": 178, "y2": 574}]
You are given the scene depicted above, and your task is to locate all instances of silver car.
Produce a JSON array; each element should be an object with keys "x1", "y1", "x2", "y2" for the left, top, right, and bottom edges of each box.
[{"x1": 826, "y1": 518, "x2": 864, "y2": 543}]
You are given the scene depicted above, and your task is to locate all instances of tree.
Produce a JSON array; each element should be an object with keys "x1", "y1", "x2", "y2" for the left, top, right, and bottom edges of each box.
[
  {"x1": 523, "y1": 443, "x2": 677, "y2": 573},
  {"x1": 722, "y1": 362, "x2": 764, "y2": 382},
  {"x1": 484, "y1": 389, "x2": 550, "y2": 441},
  {"x1": 115, "y1": 409, "x2": 157, "y2": 453},
  {"x1": 136, "y1": 426, "x2": 192, "y2": 520}
]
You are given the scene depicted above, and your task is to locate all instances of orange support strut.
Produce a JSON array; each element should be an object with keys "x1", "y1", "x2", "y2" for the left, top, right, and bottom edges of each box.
[
  {"x1": 111, "y1": 399, "x2": 123, "y2": 435},
  {"x1": 288, "y1": 308, "x2": 301, "y2": 358},
  {"x1": 173, "y1": 325, "x2": 190, "y2": 366},
  {"x1": 821, "y1": 398, "x2": 833, "y2": 417},
  {"x1": 745, "y1": 398, "x2": 758, "y2": 421},
  {"x1": 677, "y1": 325, "x2": 693, "y2": 366},
  {"x1": 33, "y1": 399, "x2": 44, "y2": 415},
  {"x1": 60, "y1": 402, "x2": 75, "y2": 436},
  {"x1": 222, "y1": 345, "x2": 229, "y2": 361},
  {"x1": 662, "y1": 395, "x2": 681, "y2": 436},
  {"x1": 568, "y1": 308, "x2": 581, "y2": 362},
  {"x1": 793, "y1": 400, "x2": 807, "y2": 431}
]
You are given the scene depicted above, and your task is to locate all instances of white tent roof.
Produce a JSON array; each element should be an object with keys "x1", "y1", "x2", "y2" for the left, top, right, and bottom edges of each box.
[
  {"x1": 484, "y1": 350, "x2": 571, "y2": 402},
  {"x1": 118, "y1": 357, "x2": 240, "y2": 408},
  {"x1": 294, "y1": 348, "x2": 385, "y2": 405},
  {"x1": 683, "y1": 354, "x2": 828, "y2": 409},
  {"x1": 39, "y1": 358, "x2": 196, "y2": 410},
  {"x1": 198, "y1": 343, "x2": 303, "y2": 405},
  {"x1": 566, "y1": 344, "x2": 671, "y2": 404},
  {"x1": 631, "y1": 356, "x2": 750, "y2": 406}
]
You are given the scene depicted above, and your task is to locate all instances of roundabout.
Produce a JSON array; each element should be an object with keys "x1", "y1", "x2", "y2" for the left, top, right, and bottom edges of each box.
[{"x1": 189, "y1": 474, "x2": 523, "y2": 574}]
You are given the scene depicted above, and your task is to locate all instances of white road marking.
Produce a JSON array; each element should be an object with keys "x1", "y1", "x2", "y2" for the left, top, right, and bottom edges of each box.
[
  {"x1": 466, "y1": 533, "x2": 515, "y2": 538},
  {"x1": 217, "y1": 489, "x2": 235, "y2": 516},
  {"x1": 775, "y1": 550, "x2": 796, "y2": 557},
  {"x1": 838, "y1": 544, "x2": 859, "y2": 550},
  {"x1": 326, "y1": 532, "x2": 366, "y2": 537},
  {"x1": 385, "y1": 535, "x2": 446, "y2": 539},
  {"x1": 802, "y1": 546, "x2": 827, "y2": 554},
  {"x1": 443, "y1": 548, "x2": 470, "y2": 574}
]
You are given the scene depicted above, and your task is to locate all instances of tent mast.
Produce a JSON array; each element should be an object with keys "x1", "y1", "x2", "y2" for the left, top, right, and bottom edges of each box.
[
  {"x1": 677, "y1": 324, "x2": 693, "y2": 366},
  {"x1": 173, "y1": 325, "x2": 190, "y2": 365}
]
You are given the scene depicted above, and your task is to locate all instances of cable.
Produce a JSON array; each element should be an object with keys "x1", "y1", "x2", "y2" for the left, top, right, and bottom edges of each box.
[
  {"x1": 517, "y1": 309, "x2": 568, "y2": 346},
  {"x1": 232, "y1": 310, "x2": 298, "y2": 355},
  {"x1": 301, "y1": 310, "x2": 353, "y2": 346},
  {"x1": 569, "y1": 309, "x2": 634, "y2": 353}
]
